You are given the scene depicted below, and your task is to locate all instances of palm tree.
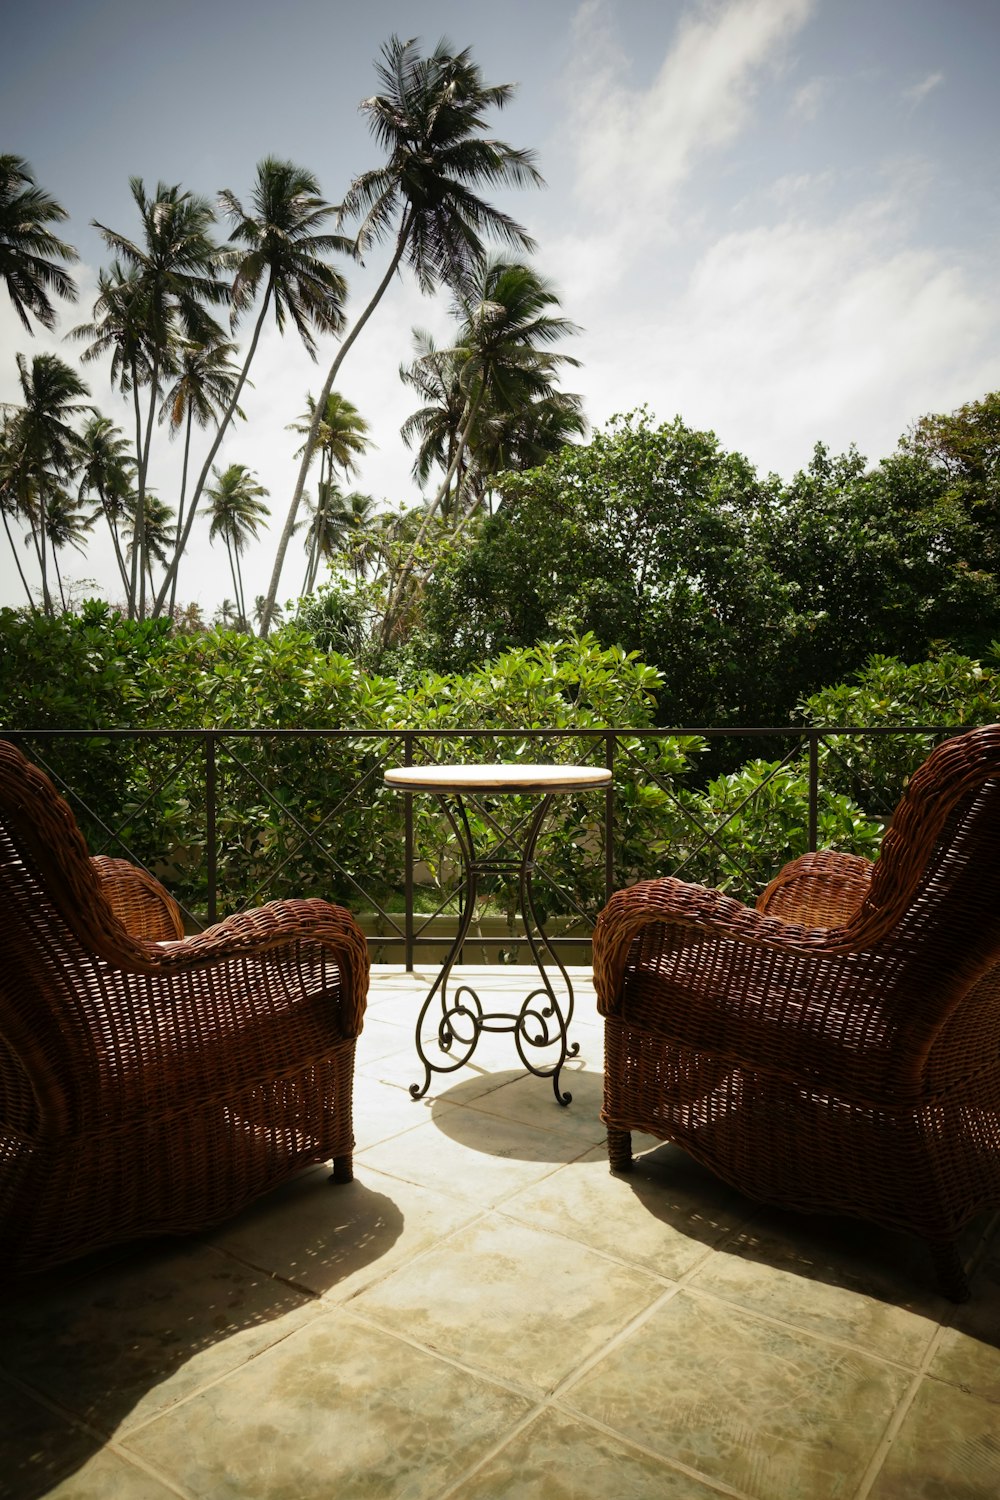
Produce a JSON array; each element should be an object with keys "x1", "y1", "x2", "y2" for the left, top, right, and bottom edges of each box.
[
  {"x1": 287, "y1": 390, "x2": 371, "y2": 594},
  {"x1": 253, "y1": 594, "x2": 283, "y2": 630},
  {"x1": 123, "y1": 492, "x2": 175, "y2": 602},
  {"x1": 205, "y1": 463, "x2": 270, "y2": 628},
  {"x1": 287, "y1": 390, "x2": 371, "y2": 493},
  {"x1": 79, "y1": 179, "x2": 226, "y2": 615},
  {"x1": 399, "y1": 330, "x2": 469, "y2": 520},
  {"x1": 158, "y1": 334, "x2": 244, "y2": 613},
  {"x1": 40, "y1": 483, "x2": 97, "y2": 609},
  {"x1": 383, "y1": 258, "x2": 580, "y2": 643},
  {"x1": 2, "y1": 352, "x2": 92, "y2": 613},
  {"x1": 75, "y1": 414, "x2": 137, "y2": 597},
  {"x1": 153, "y1": 157, "x2": 351, "y2": 617},
  {"x1": 0, "y1": 154, "x2": 78, "y2": 332},
  {"x1": 258, "y1": 34, "x2": 543, "y2": 635},
  {"x1": 297, "y1": 483, "x2": 376, "y2": 594},
  {"x1": 465, "y1": 386, "x2": 587, "y2": 515},
  {"x1": 0, "y1": 416, "x2": 39, "y2": 609}
]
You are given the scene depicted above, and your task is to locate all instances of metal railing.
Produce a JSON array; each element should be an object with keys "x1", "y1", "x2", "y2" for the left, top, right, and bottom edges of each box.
[{"x1": 2, "y1": 723, "x2": 958, "y2": 965}]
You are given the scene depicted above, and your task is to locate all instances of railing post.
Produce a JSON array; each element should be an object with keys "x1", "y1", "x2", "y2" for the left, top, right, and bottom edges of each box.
[
  {"x1": 605, "y1": 730, "x2": 616, "y2": 907},
  {"x1": 206, "y1": 732, "x2": 217, "y2": 925},
  {"x1": 404, "y1": 731, "x2": 414, "y2": 972},
  {"x1": 807, "y1": 730, "x2": 819, "y2": 853}
]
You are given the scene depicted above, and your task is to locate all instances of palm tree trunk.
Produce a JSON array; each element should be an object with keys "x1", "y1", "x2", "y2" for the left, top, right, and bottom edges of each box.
[
  {"x1": 128, "y1": 366, "x2": 143, "y2": 618},
  {"x1": 33, "y1": 498, "x2": 54, "y2": 616},
  {"x1": 53, "y1": 545, "x2": 68, "y2": 611},
  {"x1": 152, "y1": 281, "x2": 274, "y2": 617},
  {"x1": 106, "y1": 507, "x2": 131, "y2": 598},
  {"x1": 2, "y1": 509, "x2": 38, "y2": 611},
  {"x1": 257, "y1": 206, "x2": 415, "y2": 638},
  {"x1": 136, "y1": 352, "x2": 161, "y2": 619},
  {"x1": 380, "y1": 384, "x2": 483, "y2": 647},
  {"x1": 225, "y1": 538, "x2": 243, "y2": 627},
  {"x1": 91, "y1": 479, "x2": 132, "y2": 599},
  {"x1": 234, "y1": 546, "x2": 248, "y2": 631},
  {"x1": 168, "y1": 404, "x2": 194, "y2": 619}
]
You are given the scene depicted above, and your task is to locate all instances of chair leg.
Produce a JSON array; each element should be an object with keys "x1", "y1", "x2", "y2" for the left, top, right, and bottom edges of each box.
[
  {"x1": 608, "y1": 1127, "x2": 634, "y2": 1173},
  {"x1": 329, "y1": 1154, "x2": 353, "y2": 1185},
  {"x1": 931, "y1": 1239, "x2": 970, "y2": 1303}
]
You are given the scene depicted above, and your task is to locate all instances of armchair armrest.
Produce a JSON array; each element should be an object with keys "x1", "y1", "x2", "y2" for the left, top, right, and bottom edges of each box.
[
  {"x1": 90, "y1": 855, "x2": 185, "y2": 941},
  {"x1": 593, "y1": 874, "x2": 850, "y2": 1018},
  {"x1": 134, "y1": 897, "x2": 370, "y2": 1039},
  {"x1": 756, "y1": 850, "x2": 874, "y2": 927}
]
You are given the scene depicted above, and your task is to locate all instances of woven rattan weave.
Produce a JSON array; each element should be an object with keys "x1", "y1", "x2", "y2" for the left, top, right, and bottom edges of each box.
[
  {"x1": 0, "y1": 740, "x2": 369, "y2": 1274},
  {"x1": 593, "y1": 724, "x2": 1000, "y2": 1300}
]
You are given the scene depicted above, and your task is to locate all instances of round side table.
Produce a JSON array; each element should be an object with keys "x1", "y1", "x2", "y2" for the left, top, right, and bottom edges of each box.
[{"x1": 384, "y1": 763, "x2": 612, "y2": 1105}]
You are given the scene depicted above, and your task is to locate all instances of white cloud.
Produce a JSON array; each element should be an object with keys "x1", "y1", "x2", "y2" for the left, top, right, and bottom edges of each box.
[
  {"x1": 789, "y1": 75, "x2": 828, "y2": 120},
  {"x1": 766, "y1": 169, "x2": 832, "y2": 205},
  {"x1": 561, "y1": 0, "x2": 815, "y2": 299},
  {"x1": 902, "y1": 71, "x2": 944, "y2": 108},
  {"x1": 570, "y1": 193, "x2": 1000, "y2": 479}
]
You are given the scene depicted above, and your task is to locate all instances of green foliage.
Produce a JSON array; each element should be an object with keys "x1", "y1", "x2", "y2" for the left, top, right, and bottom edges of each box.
[
  {"x1": 5, "y1": 606, "x2": 998, "y2": 927},
  {"x1": 424, "y1": 410, "x2": 783, "y2": 722},
  {"x1": 423, "y1": 410, "x2": 1000, "y2": 726},
  {"x1": 800, "y1": 649, "x2": 1000, "y2": 816},
  {"x1": 676, "y1": 758, "x2": 882, "y2": 895}
]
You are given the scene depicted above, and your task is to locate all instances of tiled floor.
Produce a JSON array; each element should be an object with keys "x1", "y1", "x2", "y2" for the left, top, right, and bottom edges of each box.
[{"x1": 2, "y1": 965, "x2": 999, "y2": 1500}]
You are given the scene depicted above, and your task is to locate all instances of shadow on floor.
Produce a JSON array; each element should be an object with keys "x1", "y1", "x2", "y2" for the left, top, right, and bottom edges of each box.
[
  {"x1": 430, "y1": 1069, "x2": 1000, "y2": 1325},
  {"x1": 0, "y1": 1175, "x2": 404, "y2": 1500}
]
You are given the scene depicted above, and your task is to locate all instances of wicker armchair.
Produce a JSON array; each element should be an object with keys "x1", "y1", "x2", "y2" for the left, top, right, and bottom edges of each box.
[
  {"x1": 594, "y1": 724, "x2": 1000, "y2": 1300},
  {"x1": 0, "y1": 740, "x2": 369, "y2": 1275}
]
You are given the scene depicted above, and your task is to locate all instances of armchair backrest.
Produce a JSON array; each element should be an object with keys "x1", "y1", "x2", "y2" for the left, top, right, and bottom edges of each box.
[
  {"x1": 847, "y1": 723, "x2": 1000, "y2": 1002},
  {"x1": 0, "y1": 741, "x2": 138, "y2": 1122}
]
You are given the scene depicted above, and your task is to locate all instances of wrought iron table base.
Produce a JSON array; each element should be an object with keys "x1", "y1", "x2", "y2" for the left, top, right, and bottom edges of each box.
[{"x1": 409, "y1": 791, "x2": 579, "y2": 1106}]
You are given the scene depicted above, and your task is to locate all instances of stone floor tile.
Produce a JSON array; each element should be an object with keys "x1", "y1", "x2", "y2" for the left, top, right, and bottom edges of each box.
[
  {"x1": 691, "y1": 1217, "x2": 942, "y2": 1368},
  {"x1": 355, "y1": 1109, "x2": 587, "y2": 1208},
  {"x1": 122, "y1": 1310, "x2": 532, "y2": 1500},
  {"x1": 355, "y1": 1014, "x2": 423, "y2": 1063},
  {"x1": 23, "y1": 1446, "x2": 183, "y2": 1500},
  {"x1": 929, "y1": 1241, "x2": 1000, "y2": 1403},
  {"x1": 501, "y1": 1143, "x2": 753, "y2": 1281},
  {"x1": 350, "y1": 1072, "x2": 453, "y2": 1151},
  {"x1": 868, "y1": 1377, "x2": 1000, "y2": 1498},
  {"x1": 349, "y1": 1211, "x2": 665, "y2": 1396},
  {"x1": 0, "y1": 1375, "x2": 106, "y2": 1500},
  {"x1": 563, "y1": 1289, "x2": 911, "y2": 1500},
  {"x1": 442, "y1": 1064, "x2": 607, "y2": 1147},
  {"x1": 451, "y1": 1408, "x2": 727, "y2": 1499},
  {"x1": 205, "y1": 1164, "x2": 482, "y2": 1302},
  {"x1": 0, "y1": 1239, "x2": 320, "y2": 1439},
  {"x1": 354, "y1": 1028, "x2": 522, "y2": 1101}
]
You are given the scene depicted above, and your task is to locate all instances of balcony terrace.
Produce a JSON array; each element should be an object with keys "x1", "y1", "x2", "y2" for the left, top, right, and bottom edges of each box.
[
  {"x1": 3, "y1": 725, "x2": 1000, "y2": 1497},
  {"x1": 2, "y1": 962, "x2": 999, "y2": 1500}
]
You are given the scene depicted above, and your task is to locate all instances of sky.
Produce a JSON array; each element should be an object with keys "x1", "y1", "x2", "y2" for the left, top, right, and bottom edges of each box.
[{"x1": 3, "y1": 0, "x2": 1000, "y2": 616}]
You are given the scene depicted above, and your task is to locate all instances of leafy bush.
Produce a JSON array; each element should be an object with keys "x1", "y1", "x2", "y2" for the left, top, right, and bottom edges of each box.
[{"x1": 5, "y1": 607, "x2": 987, "y2": 926}]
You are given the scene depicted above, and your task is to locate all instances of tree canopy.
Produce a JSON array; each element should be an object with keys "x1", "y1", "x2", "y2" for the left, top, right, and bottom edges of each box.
[{"x1": 423, "y1": 408, "x2": 1000, "y2": 724}]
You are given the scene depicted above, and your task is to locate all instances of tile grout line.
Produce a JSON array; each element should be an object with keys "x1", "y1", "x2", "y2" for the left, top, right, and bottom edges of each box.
[
  {"x1": 0, "y1": 1366, "x2": 193, "y2": 1500},
  {"x1": 850, "y1": 1223, "x2": 1000, "y2": 1500},
  {"x1": 424, "y1": 1263, "x2": 756, "y2": 1500},
  {"x1": 681, "y1": 1282, "x2": 941, "y2": 1377},
  {"x1": 849, "y1": 1326, "x2": 948, "y2": 1500},
  {"x1": 549, "y1": 1404, "x2": 760, "y2": 1500}
]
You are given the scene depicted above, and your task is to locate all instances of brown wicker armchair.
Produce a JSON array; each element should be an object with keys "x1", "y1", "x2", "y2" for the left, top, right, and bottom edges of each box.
[
  {"x1": 0, "y1": 740, "x2": 369, "y2": 1275},
  {"x1": 593, "y1": 724, "x2": 1000, "y2": 1300}
]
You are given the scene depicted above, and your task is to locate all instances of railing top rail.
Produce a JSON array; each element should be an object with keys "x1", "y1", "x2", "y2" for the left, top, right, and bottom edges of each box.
[{"x1": 0, "y1": 724, "x2": 972, "y2": 740}]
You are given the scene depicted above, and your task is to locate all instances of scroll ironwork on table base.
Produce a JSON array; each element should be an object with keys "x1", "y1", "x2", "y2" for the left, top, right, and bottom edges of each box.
[{"x1": 408, "y1": 791, "x2": 579, "y2": 1107}]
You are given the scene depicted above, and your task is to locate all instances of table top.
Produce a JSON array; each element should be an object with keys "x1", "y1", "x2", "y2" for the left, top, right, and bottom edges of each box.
[{"x1": 384, "y1": 763, "x2": 613, "y2": 794}]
